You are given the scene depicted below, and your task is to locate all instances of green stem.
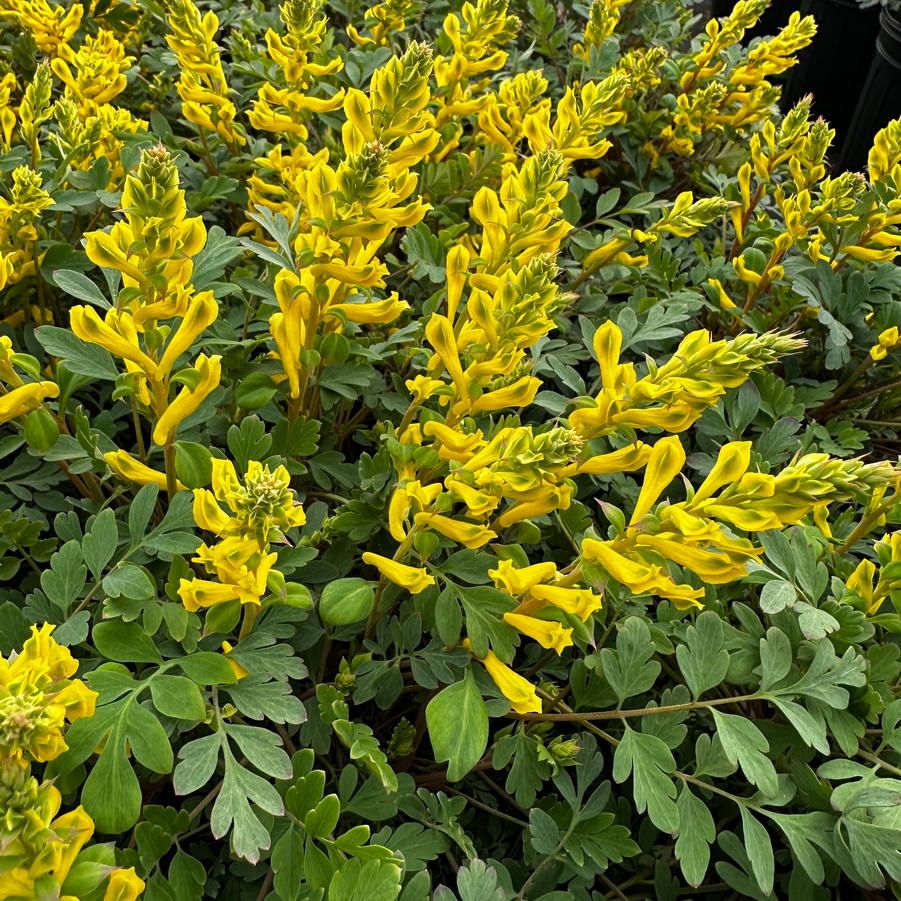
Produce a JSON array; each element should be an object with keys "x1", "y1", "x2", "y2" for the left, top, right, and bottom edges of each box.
[{"x1": 163, "y1": 441, "x2": 178, "y2": 498}]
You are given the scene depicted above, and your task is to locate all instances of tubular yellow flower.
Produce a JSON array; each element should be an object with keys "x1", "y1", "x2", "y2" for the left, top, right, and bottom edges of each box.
[
  {"x1": 489, "y1": 559, "x2": 557, "y2": 595},
  {"x1": 158, "y1": 292, "x2": 218, "y2": 375},
  {"x1": 414, "y1": 512, "x2": 497, "y2": 548},
  {"x1": 104, "y1": 450, "x2": 184, "y2": 490},
  {"x1": 152, "y1": 354, "x2": 222, "y2": 447},
  {"x1": 479, "y1": 649, "x2": 541, "y2": 714},
  {"x1": 362, "y1": 552, "x2": 435, "y2": 594},
  {"x1": 103, "y1": 868, "x2": 146, "y2": 901},
  {"x1": 0, "y1": 381, "x2": 58, "y2": 423},
  {"x1": 193, "y1": 488, "x2": 233, "y2": 535},
  {"x1": 871, "y1": 327, "x2": 901, "y2": 361},
  {"x1": 630, "y1": 437, "x2": 685, "y2": 524},
  {"x1": 503, "y1": 612, "x2": 573, "y2": 654},
  {"x1": 0, "y1": 624, "x2": 98, "y2": 763},
  {"x1": 179, "y1": 578, "x2": 243, "y2": 611},
  {"x1": 70, "y1": 306, "x2": 159, "y2": 377},
  {"x1": 529, "y1": 584, "x2": 603, "y2": 621}
]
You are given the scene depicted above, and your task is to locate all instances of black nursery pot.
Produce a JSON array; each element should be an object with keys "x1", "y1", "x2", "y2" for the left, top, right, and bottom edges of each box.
[
  {"x1": 782, "y1": 0, "x2": 881, "y2": 148},
  {"x1": 839, "y1": 7, "x2": 901, "y2": 173},
  {"x1": 708, "y1": 0, "x2": 881, "y2": 153}
]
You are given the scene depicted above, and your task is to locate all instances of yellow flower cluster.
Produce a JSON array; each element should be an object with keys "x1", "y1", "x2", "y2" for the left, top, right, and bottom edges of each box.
[
  {"x1": 574, "y1": 0, "x2": 633, "y2": 60},
  {"x1": 0, "y1": 0, "x2": 82, "y2": 56},
  {"x1": 725, "y1": 109, "x2": 901, "y2": 319},
  {"x1": 2, "y1": 11, "x2": 144, "y2": 185},
  {"x1": 0, "y1": 166, "x2": 53, "y2": 291},
  {"x1": 0, "y1": 626, "x2": 143, "y2": 901},
  {"x1": 348, "y1": 0, "x2": 418, "y2": 47},
  {"x1": 165, "y1": 0, "x2": 244, "y2": 148},
  {"x1": 249, "y1": 0, "x2": 345, "y2": 142},
  {"x1": 649, "y1": 1, "x2": 816, "y2": 163},
  {"x1": 582, "y1": 438, "x2": 898, "y2": 609},
  {"x1": 257, "y1": 42, "x2": 438, "y2": 415},
  {"x1": 365, "y1": 291, "x2": 899, "y2": 711},
  {"x1": 569, "y1": 322, "x2": 805, "y2": 438},
  {"x1": 71, "y1": 146, "x2": 220, "y2": 494},
  {"x1": 180, "y1": 459, "x2": 306, "y2": 616}
]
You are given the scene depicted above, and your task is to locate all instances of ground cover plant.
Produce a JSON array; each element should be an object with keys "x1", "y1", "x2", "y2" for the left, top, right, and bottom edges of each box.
[{"x1": 2, "y1": 0, "x2": 901, "y2": 897}]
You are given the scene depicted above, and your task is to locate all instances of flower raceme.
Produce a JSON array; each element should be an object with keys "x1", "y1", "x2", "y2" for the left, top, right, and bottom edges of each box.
[
  {"x1": 179, "y1": 459, "x2": 306, "y2": 613},
  {"x1": 368, "y1": 310, "x2": 895, "y2": 711},
  {"x1": 0, "y1": 627, "x2": 143, "y2": 901},
  {"x1": 72, "y1": 147, "x2": 221, "y2": 491},
  {"x1": 569, "y1": 322, "x2": 805, "y2": 439},
  {"x1": 0, "y1": 624, "x2": 96, "y2": 763},
  {"x1": 165, "y1": 0, "x2": 244, "y2": 147}
]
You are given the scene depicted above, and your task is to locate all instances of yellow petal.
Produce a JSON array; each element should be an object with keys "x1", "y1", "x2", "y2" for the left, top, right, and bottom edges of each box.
[
  {"x1": 153, "y1": 354, "x2": 222, "y2": 446},
  {"x1": 630, "y1": 436, "x2": 685, "y2": 525},
  {"x1": 503, "y1": 612, "x2": 573, "y2": 654},
  {"x1": 480, "y1": 650, "x2": 541, "y2": 714},
  {"x1": 362, "y1": 551, "x2": 434, "y2": 594}
]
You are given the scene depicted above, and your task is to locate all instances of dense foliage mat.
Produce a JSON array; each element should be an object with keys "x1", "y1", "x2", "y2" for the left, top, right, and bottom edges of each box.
[{"x1": 2, "y1": 0, "x2": 901, "y2": 898}]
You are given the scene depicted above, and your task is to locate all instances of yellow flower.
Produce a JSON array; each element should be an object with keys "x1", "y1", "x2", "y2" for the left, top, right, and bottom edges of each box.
[
  {"x1": 179, "y1": 578, "x2": 244, "y2": 611},
  {"x1": 70, "y1": 306, "x2": 159, "y2": 377},
  {"x1": 489, "y1": 559, "x2": 557, "y2": 595},
  {"x1": 413, "y1": 512, "x2": 497, "y2": 548},
  {"x1": 103, "y1": 867, "x2": 146, "y2": 901},
  {"x1": 158, "y1": 292, "x2": 218, "y2": 376},
  {"x1": 503, "y1": 612, "x2": 573, "y2": 654},
  {"x1": 0, "y1": 381, "x2": 58, "y2": 423},
  {"x1": 871, "y1": 327, "x2": 901, "y2": 361},
  {"x1": 479, "y1": 649, "x2": 541, "y2": 715},
  {"x1": 0, "y1": 624, "x2": 97, "y2": 762},
  {"x1": 104, "y1": 450, "x2": 184, "y2": 491},
  {"x1": 630, "y1": 436, "x2": 685, "y2": 524},
  {"x1": 152, "y1": 354, "x2": 222, "y2": 447},
  {"x1": 529, "y1": 584, "x2": 603, "y2": 621},
  {"x1": 362, "y1": 552, "x2": 435, "y2": 594}
]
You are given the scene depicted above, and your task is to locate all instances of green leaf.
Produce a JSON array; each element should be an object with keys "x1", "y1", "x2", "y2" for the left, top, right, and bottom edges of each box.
[
  {"x1": 92, "y1": 621, "x2": 163, "y2": 664},
  {"x1": 173, "y1": 733, "x2": 220, "y2": 795},
  {"x1": 40, "y1": 540, "x2": 87, "y2": 614},
  {"x1": 103, "y1": 563, "x2": 155, "y2": 599},
  {"x1": 210, "y1": 744, "x2": 284, "y2": 863},
  {"x1": 456, "y1": 859, "x2": 508, "y2": 901},
  {"x1": 52, "y1": 269, "x2": 110, "y2": 308},
  {"x1": 676, "y1": 611, "x2": 730, "y2": 699},
  {"x1": 457, "y1": 585, "x2": 516, "y2": 659},
  {"x1": 128, "y1": 484, "x2": 160, "y2": 543},
  {"x1": 226, "y1": 723, "x2": 293, "y2": 780},
  {"x1": 711, "y1": 710, "x2": 778, "y2": 797},
  {"x1": 601, "y1": 616, "x2": 661, "y2": 704},
  {"x1": 235, "y1": 371, "x2": 279, "y2": 409},
  {"x1": 740, "y1": 807, "x2": 775, "y2": 895},
  {"x1": 37, "y1": 326, "x2": 119, "y2": 380},
  {"x1": 612, "y1": 725, "x2": 678, "y2": 833},
  {"x1": 426, "y1": 670, "x2": 489, "y2": 781},
  {"x1": 82, "y1": 508, "x2": 118, "y2": 579},
  {"x1": 177, "y1": 652, "x2": 238, "y2": 685},
  {"x1": 675, "y1": 784, "x2": 715, "y2": 887},
  {"x1": 759, "y1": 579, "x2": 797, "y2": 615},
  {"x1": 150, "y1": 675, "x2": 206, "y2": 721},
  {"x1": 328, "y1": 858, "x2": 402, "y2": 901},
  {"x1": 528, "y1": 808, "x2": 560, "y2": 854}
]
